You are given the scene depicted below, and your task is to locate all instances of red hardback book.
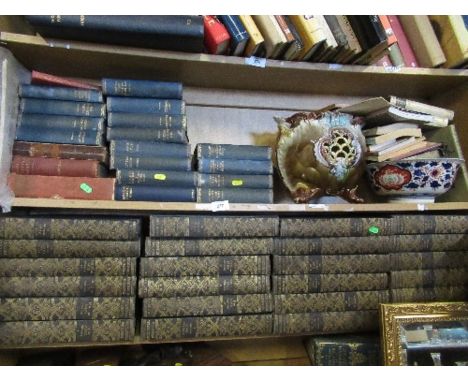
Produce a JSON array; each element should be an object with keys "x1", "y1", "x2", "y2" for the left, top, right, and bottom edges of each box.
[
  {"x1": 31, "y1": 70, "x2": 100, "y2": 90},
  {"x1": 387, "y1": 16, "x2": 420, "y2": 68},
  {"x1": 11, "y1": 155, "x2": 106, "y2": 177},
  {"x1": 378, "y1": 16, "x2": 397, "y2": 46},
  {"x1": 375, "y1": 55, "x2": 393, "y2": 67},
  {"x1": 203, "y1": 16, "x2": 230, "y2": 54},
  {"x1": 8, "y1": 174, "x2": 115, "y2": 200}
]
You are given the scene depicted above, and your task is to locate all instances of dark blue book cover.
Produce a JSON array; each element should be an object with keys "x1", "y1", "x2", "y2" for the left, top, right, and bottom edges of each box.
[
  {"x1": 107, "y1": 127, "x2": 188, "y2": 144},
  {"x1": 218, "y1": 15, "x2": 249, "y2": 56},
  {"x1": 112, "y1": 155, "x2": 192, "y2": 171},
  {"x1": 102, "y1": 78, "x2": 183, "y2": 99},
  {"x1": 197, "y1": 173, "x2": 273, "y2": 189},
  {"x1": 110, "y1": 141, "x2": 191, "y2": 161},
  {"x1": 117, "y1": 169, "x2": 197, "y2": 187},
  {"x1": 20, "y1": 98, "x2": 106, "y2": 117},
  {"x1": 106, "y1": 97, "x2": 185, "y2": 114},
  {"x1": 18, "y1": 114, "x2": 104, "y2": 132},
  {"x1": 196, "y1": 143, "x2": 272, "y2": 161},
  {"x1": 107, "y1": 113, "x2": 186, "y2": 130},
  {"x1": 19, "y1": 85, "x2": 103, "y2": 103},
  {"x1": 196, "y1": 187, "x2": 273, "y2": 203},
  {"x1": 197, "y1": 158, "x2": 273, "y2": 175},
  {"x1": 15, "y1": 126, "x2": 104, "y2": 146},
  {"x1": 115, "y1": 185, "x2": 196, "y2": 202}
]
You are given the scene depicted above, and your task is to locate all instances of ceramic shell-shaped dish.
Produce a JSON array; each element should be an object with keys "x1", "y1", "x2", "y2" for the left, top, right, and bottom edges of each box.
[{"x1": 275, "y1": 111, "x2": 367, "y2": 203}]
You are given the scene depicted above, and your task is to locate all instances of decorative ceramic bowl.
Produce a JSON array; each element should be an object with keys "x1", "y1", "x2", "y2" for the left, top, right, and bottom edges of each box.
[{"x1": 366, "y1": 158, "x2": 465, "y2": 200}]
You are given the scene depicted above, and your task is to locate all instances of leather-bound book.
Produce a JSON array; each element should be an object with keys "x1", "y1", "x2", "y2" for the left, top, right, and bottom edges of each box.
[{"x1": 11, "y1": 156, "x2": 106, "y2": 177}]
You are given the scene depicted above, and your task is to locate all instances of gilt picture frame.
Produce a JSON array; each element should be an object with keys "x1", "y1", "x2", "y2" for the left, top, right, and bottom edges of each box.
[{"x1": 380, "y1": 302, "x2": 468, "y2": 366}]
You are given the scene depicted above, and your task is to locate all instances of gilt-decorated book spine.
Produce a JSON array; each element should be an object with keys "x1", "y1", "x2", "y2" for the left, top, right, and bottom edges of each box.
[
  {"x1": 138, "y1": 275, "x2": 270, "y2": 298},
  {"x1": 116, "y1": 169, "x2": 197, "y2": 187},
  {"x1": 11, "y1": 156, "x2": 105, "y2": 177},
  {"x1": 391, "y1": 286, "x2": 468, "y2": 303},
  {"x1": 0, "y1": 319, "x2": 135, "y2": 346},
  {"x1": 19, "y1": 84, "x2": 104, "y2": 103},
  {"x1": 102, "y1": 78, "x2": 183, "y2": 99},
  {"x1": 390, "y1": 269, "x2": 468, "y2": 288},
  {"x1": 107, "y1": 127, "x2": 188, "y2": 144},
  {"x1": 273, "y1": 310, "x2": 379, "y2": 335},
  {"x1": 197, "y1": 158, "x2": 273, "y2": 175},
  {"x1": 107, "y1": 97, "x2": 185, "y2": 114},
  {"x1": 0, "y1": 218, "x2": 141, "y2": 240},
  {"x1": 20, "y1": 98, "x2": 106, "y2": 117},
  {"x1": 149, "y1": 215, "x2": 279, "y2": 238},
  {"x1": 112, "y1": 156, "x2": 192, "y2": 171},
  {"x1": 0, "y1": 276, "x2": 137, "y2": 297},
  {"x1": 273, "y1": 255, "x2": 390, "y2": 274},
  {"x1": 390, "y1": 251, "x2": 468, "y2": 270},
  {"x1": 0, "y1": 240, "x2": 141, "y2": 258},
  {"x1": 197, "y1": 173, "x2": 273, "y2": 189},
  {"x1": 16, "y1": 126, "x2": 104, "y2": 146},
  {"x1": 115, "y1": 185, "x2": 196, "y2": 202},
  {"x1": 110, "y1": 140, "x2": 191, "y2": 160},
  {"x1": 18, "y1": 114, "x2": 105, "y2": 131},
  {"x1": 143, "y1": 294, "x2": 273, "y2": 318},
  {"x1": 196, "y1": 143, "x2": 272, "y2": 161},
  {"x1": 141, "y1": 314, "x2": 272, "y2": 340},
  {"x1": 145, "y1": 238, "x2": 274, "y2": 257},
  {"x1": 272, "y1": 273, "x2": 389, "y2": 294},
  {"x1": 0, "y1": 258, "x2": 137, "y2": 277},
  {"x1": 274, "y1": 291, "x2": 390, "y2": 314},
  {"x1": 196, "y1": 187, "x2": 274, "y2": 204},
  {"x1": 140, "y1": 256, "x2": 270, "y2": 277},
  {"x1": 0, "y1": 297, "x2": 135, "y2": 321},
  {"x1": 107, "y1": 113, "x2": 186, "y2": 130}
]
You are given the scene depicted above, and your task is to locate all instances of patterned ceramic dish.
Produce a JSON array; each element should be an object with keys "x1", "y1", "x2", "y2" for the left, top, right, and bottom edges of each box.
[{"x1": 366, "y1": 158, "x2": 465, "y2": 201}]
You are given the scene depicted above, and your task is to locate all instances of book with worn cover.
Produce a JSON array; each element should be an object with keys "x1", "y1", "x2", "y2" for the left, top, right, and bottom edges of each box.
[
  {"x1": 366, "y1": 126, "x2": 422, "y2": 145},
  {"x1": 106, "y1": 97, "x2": 185, "y2": 114},
  {"x1": 31, "y1": 70, "x2": 100, "y2": 90},
  {"x1": 117, "y1": 169, "x2": 196, "y2": 187},
  {"x1": 11, "y1": 156, "x2": 106, "y2": 177},
  {"x1": 149, "y1": 215, "x2": 279, "y2": 238},
  {"x1": 20, "y1": 98, "x2": 106, "y2": 117},
  {"x1": 115, "y1": 185, "x2": 196, "y2": 202},
  {"x1": 18, "y1": 113, "x2": 105, "y2": 131},
  {"x1": 110, "y1": 141, "x2": 190, "y2": 161},
  {"x1": 141, "y1": 314, "x2": 272, "y2": 340},
  {"x1": 138, "y1": 275, "x2": 270, "y2": 298},
  {"x1": 19, "y1": 84, "x2": 103, "y2": 102},
  {"x1": 239, "y1": 15, "x2": 265, "y2": 57},
  {"x1": 107, "y1": 113, "x2": 186, "y2": 130},
  {"x1": 390, "y1": 269, "x2": 468, "y2": 289},
  {"x1": 203, "y1": 16, "x2": 230, "y2": 55},
  {"x1": 387, "y1": 16, "x2": 419, "y2": 67},
  {"x1": 143, "y1": 294, "x2": 273, "y2": 318},
  {"x1": 430, "y1": 15, "x2": 468, "y2": 68},
  {"x1": 0, "y1": 319, "x2": 135, "y2": 345},
  {"x1": 15, "y1": 126, "x2": 104, "y2": 146},
  {"x1": 140, "y1": 256, "x2": 270, "y2": 277},
  {"x1": 289, "y1": 15, "x2": 326, "y2": 60},
  {"x1": 196, "y1": 187, "x2": 273, "y2": 204},
  {"x1": 251, "y1": 16, "x2": 288, "y2": 59},
  {"x1": 272, "y1": 273, "x2": 389, "y2": 294},
  {"x1": 197, "y1": 173, "x2": 273, "y2": 189},
  {"x1": 107, "y1": 127, "x2": 188, "y2": 144},
  {"x1": 195, "y1": 143, "x2": 272, "y2": 161},
  {"x1": 0, "y1": 297, "x2": 135, "y2": 321},
  {"x1": 197, "y1": 158, "x2": 273, "y2": 175},
  {"x1": 391, "y1": 286, "x2": 468, "y2": 303},
  {"x1": 102, "y1": 78, "x2": 183, "y2": 99},
  {"x1": 111, "y1": 155, "x2": 192, "y2": 171},
  {"x1": 390, "y1": 251, "x2": 468, "y2": 271},
  {"x1": 145, "y1": 237, "x2": 274, "y2": 257},
  {"x1": 218, "y1": 15, "x2": 249, "y2": 56}
]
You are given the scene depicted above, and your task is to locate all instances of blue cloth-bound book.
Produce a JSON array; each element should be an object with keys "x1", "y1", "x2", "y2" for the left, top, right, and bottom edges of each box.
[
  {"x1": 19, "y1": 85, "x2": 103, "y2": 103},
  {"x1": 106, "y1": 97, "x2": 185, "y2": 114},
  {"x1": 218, "y1": 16, "x2": 249, "y2": 56},
  {"x1": 196, "y1": 187, "x2": 273, "y2": 204},
  {"x1": 115, "y1": 185, "x2": 196, "y2": 202},
  {"x1": 18, "y1": 114, "x2": 105, "y2": 132},
  {"x1": 196, "y1": 143, "x2": 272, "y2": 161},
  {"x1": 110, "y1": 141, "x2": 191, "y2": 160},
  {"x1": 16, "y1": 126, "x2": 104, "y2": 146},
  {"x1": 102, "y1": 78, "x2": 183, "y2": 99},
  {"x1": 20, "y1": 98, "x2": 106, "y2": 117},
  {"x1": 107, "y1": 113, "x2": 186, "y2": 130},
  {"x1": 197, "y1": 158, "x2": 273, "y2": 175},
  {"x1": 116, "y1": 169, "x2": 197, "y2": 187}
]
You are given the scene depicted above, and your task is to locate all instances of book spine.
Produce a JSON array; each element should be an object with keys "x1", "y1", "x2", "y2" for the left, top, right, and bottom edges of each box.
[
  {"x1": 390, "y1": 269, "x2": 468, "y2": 288},
  {"x1": 218, "y1": 15, "x2": 249, "y2": 56},
  {"x1": 289, "y1": 15, "x2": 326, "y2": 60},
  {"x1": 115, "y1": 185, "x2": 196, "y2": 202},
  {"x1": 107, "y1": 113, "x2": 186, "y2": 130},
  {"x1": 196, "y1": 143, "x2": 272, "y2": 161},
  {"x1": 197, "y1": 173, "x2": 273, "y2": 189},
  {"x1": 19, "y1": 85, "x2": 103, "y2": 102},
  {"x1": 390, "y1": 251, "x2": 468, "y2": 271},
  {"x1": 141, "y1": 314, "x2": 272, "y2": 340},
  {"x1": 397, "y1": 234, "x2": 468, "y2": 252},
  {"x1": 107, "y1": 127, "x2": 188, "y2": 144},
  {"x1": 16, "y1": 126, "x2": 104, "y2": 146},
  {"x1": 203, "y1": 15, "x2": 231, "y2": 54},
  {"x1": 117, "y1": 169, "x2": 196, "y2": 187},
  {"x1": 143, "y1": 294, "x2": 273, "y2": 318},
  {"x1": 145, "y1": 237, "x2": 274, "y2": 257},
  {"x1": 273, "y1": 255, "x2": 390, "y2": 274},
  {"x1": 106, "y1": 97, "x2": 185, "y2": 114},
  {"x1": 0, "y1": 297, "x2": 135, "y2": 321},
  {"x1": 20, "y1": 98, "x2": 106, "y2": 117},
  {"x1": 388, "y1": 44, "x2": 405, "y2": 67},
  {"x1": 102, "y1": 78, "x2": 183, "y2": 99},
  {"x1": 140, "y1": 256, "x2": 270, "y2": 277},
  {"x1": 8, "y1": 174, "x2": 115, "y2": 200},
  {"x1": 18, "y1": 114, "x2": 104, "y2": 131},
  {"x1": 13, "y1": 141, "x2": 108, "y2": 163},
  {"x1": 0, "y1": 319, "x2": 135, "y2": 345},
  {"x1": 110, "y1": 140, "x2": 191, "y2": 160},
  {"x1": 112, "y1": 156, "x2": 192, "y2": 171},
  {"x1": 0, "y1": 240, "x2": 141, "y2": 258},
  {"x1": 272, "y1": 273, "x2": 389, "y2": 294},
  {"x1": 390, "y1": 286, "x2": 468, "y2": 303},
  {"x1": 274, "y1": 291, "x2": 390, "y2": 314},
  {"x1": 273, "y1": 310, "x2": 379, "y2": 335},
  {"x1": 239, "y1": 15, "x2": 265, "y2": 57},
  {"x1": 387, "y1": 16, "x2": 420, "y2": 67},
  {"x1": 390, "y1": 96, "x2": 455, "y2": 120},
  {"x1": 196, "y1": 188, "x2": 273, "y2": 204},
  {"x1": 138, "y1": 275, "x2": 270, "y2": 297},
  {"x1": 0, "y1": 276, "x2": 137, "y2": 297},
  {"x1": 197, "y1": 158, "x2": 273, "y2": 175},
  {"x1": 0, "y1": 217, "x2": 141, "y2": 240},
  {"x1": 282, "y1": 16, "x2": 304, "y2": 60},
  {"x1": 308, "y1": 338, "x2": 380, "y2": 366},
  {"x1": 0, "y1": 258, "x2": 137, "y2": 277},
  {"x1": 11, "y1": 156, "x2": 104, "y2": 177},
  {"x1": 324, "y1": 15, "x2": 349, "y2": 50},
  {"x1": 149, "y1": 215, "x2": 279, "y2": 238},
  {"x1": 31, "y1": 70, "x2": 100, "y2": 90}
]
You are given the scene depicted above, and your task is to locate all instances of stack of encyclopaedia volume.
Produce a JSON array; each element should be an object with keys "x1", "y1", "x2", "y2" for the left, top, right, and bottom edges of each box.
[
  {"x1": 139, "y1": 214, "x2": 278, "y2": 341},
  {"x1": 195, "y1": 143, "x2": 274, "y2": 203},
  {"x1": 0, "y1": 216, "x2": 141, "y2": 347},
  {"x1": 10, "y1": 83, "x2": 115, "y2": 200},
  {"x1": 103, "y1": 78, "x2": 196, "y2": 202}
]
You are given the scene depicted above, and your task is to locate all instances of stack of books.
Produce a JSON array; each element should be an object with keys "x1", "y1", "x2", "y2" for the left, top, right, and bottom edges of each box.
[
  {"x1": 0, "y1": 216, "x2": 141, "y2": 346},
  {"x1": 195, "y1": 143, "x2": 274, "y2": 203},
  {"x1": 103, "y1": 78, "x2": 196, "y2": 202},
  {"x1": 139, "y1": 214, "x2": 277, "y2": 341},
  {"x1": 10, "y1": 82, "x2": 114, "y2": 200}
]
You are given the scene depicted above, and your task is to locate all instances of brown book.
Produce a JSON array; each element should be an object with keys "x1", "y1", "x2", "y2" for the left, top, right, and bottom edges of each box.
[
  {"x1": 390, "y1": 268, "x2": 468, "y2": 289},
  {"x1": 390, "y1": 251, "x2": 468, "y2": 271},
  {"x1": 274, "y1": 291, "x2": 390, "y2": 314},
  {"x1": 31, "y1": 70, "x2": 100, "y2": 90},
  {"x1": 11, "y1": 155, "x2": 106, "y2": 177},
  {"x1": 13, "y1": 141, "x2": 108, "y2": 163},
  {"x1": 8, "y1": 173, "x2": 115, "y2": 200},
  {"x1": 391, "y1": 286, "x2": 468, "y2": 303}
]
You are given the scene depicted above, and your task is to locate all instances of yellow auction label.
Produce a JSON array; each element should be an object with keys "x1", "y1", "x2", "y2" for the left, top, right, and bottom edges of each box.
[
  {"x1": 232, "y1": 179, "x2": 243, "y2": 186},
  {"x1": 154, "y1": 173, "x2": 167, "y2": 181}
]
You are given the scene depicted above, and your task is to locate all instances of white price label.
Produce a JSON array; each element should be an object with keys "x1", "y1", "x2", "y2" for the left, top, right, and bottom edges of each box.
[
  {"x1": 245, "y1": 56, "x2": 267, "y2": 68},
  {"x1": 211, "y1": 200, "x2": 230, "y2": 212}
]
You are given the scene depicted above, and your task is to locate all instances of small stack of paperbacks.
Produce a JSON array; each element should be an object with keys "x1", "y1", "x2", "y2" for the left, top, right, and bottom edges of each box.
[{"x1": 339, "y1": 96, "x2": 454, "y2": 162}]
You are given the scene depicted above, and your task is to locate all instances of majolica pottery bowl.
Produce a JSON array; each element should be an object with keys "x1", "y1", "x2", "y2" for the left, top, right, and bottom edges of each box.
[{"x1": 366, "y1": 158, "x2": 465, "y2": 200}]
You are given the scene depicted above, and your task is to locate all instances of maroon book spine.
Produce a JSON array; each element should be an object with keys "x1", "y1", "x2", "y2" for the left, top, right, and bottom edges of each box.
[
  {"x1": 8, "y1": 174, "x2": 115, "y2": 200},
  {"x1": 31, "y1": 70, "x2": 100, "y2": 90},
  {"x1": 387, "y1": 16, "x2": 420, "y2": 68},
  {"x1": 11, "y1": 155, "x2": 105, "y2": 177}
]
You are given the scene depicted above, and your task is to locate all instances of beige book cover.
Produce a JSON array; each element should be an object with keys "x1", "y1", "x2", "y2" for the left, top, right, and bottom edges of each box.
[
  {"x1": 252, "y1": 15, "x2": 288, "y2": 58},
  {"x1": 239, "y1": 15, "x2": 265, "y2": 57},
  {"x1": 289, "y1": 15, "x2": 327, "y2": 60}
]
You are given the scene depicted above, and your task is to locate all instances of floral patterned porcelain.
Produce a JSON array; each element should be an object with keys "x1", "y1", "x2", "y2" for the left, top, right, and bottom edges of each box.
[{"x1": 366, "y1": 158, "x2": 464, "y2": 199}]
